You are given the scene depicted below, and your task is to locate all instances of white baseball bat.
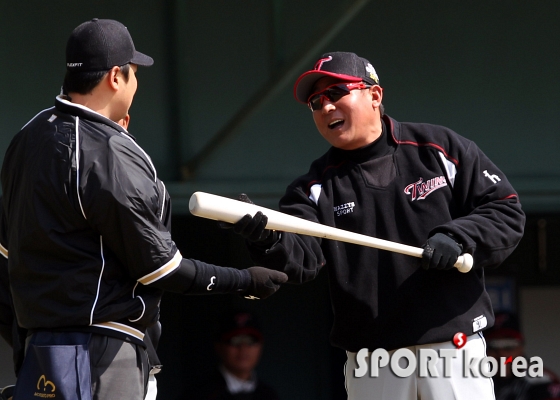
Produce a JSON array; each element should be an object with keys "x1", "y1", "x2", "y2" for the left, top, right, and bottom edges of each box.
[{"x1": 188, "y1": 192, "x2": 473, "y2": 273}]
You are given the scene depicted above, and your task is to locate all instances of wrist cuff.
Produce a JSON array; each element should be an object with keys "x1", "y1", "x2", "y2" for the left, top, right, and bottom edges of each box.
[{"x1": 187, "y1": 259, "x2": 250, "y2": 294}]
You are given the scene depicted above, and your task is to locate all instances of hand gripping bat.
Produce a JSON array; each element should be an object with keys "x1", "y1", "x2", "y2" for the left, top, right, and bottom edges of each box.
[{"x1": 188, "y1": 192, "x2": 473, "y2": 273}]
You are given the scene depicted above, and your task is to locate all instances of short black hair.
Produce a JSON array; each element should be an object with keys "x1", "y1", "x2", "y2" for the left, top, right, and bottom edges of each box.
[{"x1": 63, "y1": 64, "x2": 130, "y2": 95}]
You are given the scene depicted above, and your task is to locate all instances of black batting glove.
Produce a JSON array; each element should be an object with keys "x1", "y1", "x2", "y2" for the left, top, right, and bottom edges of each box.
[
  {"x1": 242, "y1": 267, "x2": 288, "y2": 300},
  {"x1": 421, "y1": 233, "x2": 463, "y2": 270},
  {"x1": 218, "y1": 193, "x2": 256, "y2": 231},
  {"x1": 220, "y1": 194, "x2": 277, "y2": 244},
  {"x1": 233, "y1": 211, "x2": 275, "y2": 242}
]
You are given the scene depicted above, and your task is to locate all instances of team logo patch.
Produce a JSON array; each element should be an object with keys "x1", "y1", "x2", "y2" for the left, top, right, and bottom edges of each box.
[
  {"x1": 334, "y1": 202, "x2": 355, "y2": 216},
  {"x1": 483, "y1": 170, "x2": 501, "y2": 184},
  {"x1": 404, "y1": 176, "x2": 447, "y2": 201}
]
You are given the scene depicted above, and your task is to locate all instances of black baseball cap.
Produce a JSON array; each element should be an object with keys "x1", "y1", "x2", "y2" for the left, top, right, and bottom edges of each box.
[
  {"x1": 218, "y1": 311, "x2": 263, "y2": 344},
  {"x1": 294, "y1": 51, "x2": 380, "y2": 103},
  {"x1": 66, "y1": 18, "x2": 154, "y2": 72}
]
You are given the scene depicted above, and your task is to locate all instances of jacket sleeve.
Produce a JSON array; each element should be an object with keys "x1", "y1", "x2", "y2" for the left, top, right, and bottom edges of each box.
[
  {"x1": 79, "y1": 134, "x2": 182, "y2": 284},
  {"x1": 78, "y1": 135, "x2": 250, "y2": 295},
  {"x1": 247, "y1": 184, "x2": 326, "y2": 284},
  {"x1": 431, "y1": 140, "x2": 525, "y2": 269}
]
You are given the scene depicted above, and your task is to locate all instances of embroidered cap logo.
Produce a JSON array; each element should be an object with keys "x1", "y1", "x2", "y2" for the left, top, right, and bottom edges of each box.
[{"x1": 314, "y1": 56, "x2": 333, "y2": 70}]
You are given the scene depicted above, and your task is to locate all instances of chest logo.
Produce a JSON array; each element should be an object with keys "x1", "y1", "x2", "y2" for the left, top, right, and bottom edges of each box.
[
  {"x1": 404, "y1": 176, "x2": 447, "y2": 201},
  {"x1": 334, "y1": 202, "x2": 355, "y2": 216}
]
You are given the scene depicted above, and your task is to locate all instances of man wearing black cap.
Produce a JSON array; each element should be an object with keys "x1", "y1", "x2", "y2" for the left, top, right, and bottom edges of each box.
[
  {"x1": 188, "y1": 311, "x2": 279, "y2": 400},
  {"x1": 228, "y1": 52, "x2": 525, "y2": 399},
  {"x1": 0, "y1": 18, "x2": 286, "y2": 400}
]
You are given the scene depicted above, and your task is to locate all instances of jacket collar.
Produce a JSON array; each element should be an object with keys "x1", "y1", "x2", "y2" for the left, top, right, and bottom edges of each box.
[
  {"x1": 55, "y1": 95, "x2": 136, "y2": 141},
  {"x1": 329, "y1": 117, "x2": 397, "y2": 163},
  {"x1": 382, "y1": 114, "x2": 400, "y2": 144}
]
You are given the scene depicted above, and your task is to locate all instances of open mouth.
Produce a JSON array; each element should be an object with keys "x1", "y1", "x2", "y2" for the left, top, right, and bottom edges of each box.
[{"x1": 328, "y1": 119, "x2": 344, "y2": 129}]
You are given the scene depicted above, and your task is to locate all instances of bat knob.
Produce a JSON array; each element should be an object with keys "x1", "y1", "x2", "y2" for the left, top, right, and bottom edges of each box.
[{"x1": 455, "y1": 253, "x2": 473, "y2": 273}]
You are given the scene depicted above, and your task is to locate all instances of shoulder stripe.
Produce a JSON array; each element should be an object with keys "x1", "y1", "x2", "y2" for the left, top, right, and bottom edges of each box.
[
  {"x1": 119, "y1": 132, "x2": 158, "y2": 183},
  {"x1": 396, "y1": 139, "x2": 459, "y2": 167},
  {"x1": 138, "y1": 251, "x2": 182, "y2": 285},
  {"x1": 387, "y1": 118, "x2": 460, "y2": 167},
  {"x1": 0, "y1": 243, "x2": 7, "y2": 259},
  {"x1": 20, "y1": 106, "x2": 55, "y2": 130}
]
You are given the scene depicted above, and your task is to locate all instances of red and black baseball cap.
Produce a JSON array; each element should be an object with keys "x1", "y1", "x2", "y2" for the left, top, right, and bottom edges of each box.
[
  {"x1": 66, "y1": 18, "x2": 154, "y2": 72},
  {"x1": 294, "y1": 51, "x2": 380, "y2": 103},
  {"x1": 218, "y1": 311, "x2": 263, "y2": 344},
  {"x1": 485, "y1": 312, "x2": 525, "y2": 349}
]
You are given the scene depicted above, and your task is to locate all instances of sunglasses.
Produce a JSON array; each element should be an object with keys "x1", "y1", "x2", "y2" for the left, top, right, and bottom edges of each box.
[{"x1": 307, "y1": 82, "x2": 371, "y2": 111}]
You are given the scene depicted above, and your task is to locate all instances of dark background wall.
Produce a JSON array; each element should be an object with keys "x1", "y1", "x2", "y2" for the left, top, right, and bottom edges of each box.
[
  {"x1": 157, "y1": 216, "x2": 340, "y2": 399},
  {"x1": 0, "y1": 1, "x2": 559, "y2": 398}
]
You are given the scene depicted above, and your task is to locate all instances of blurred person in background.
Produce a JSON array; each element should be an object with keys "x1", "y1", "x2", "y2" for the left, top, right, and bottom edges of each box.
[
  {"x1": 487, "y1": 312, "x2": 560, "y2": 400},
  {"x1": 187, "y1": 310, "x2": 279, "y2": 400}
]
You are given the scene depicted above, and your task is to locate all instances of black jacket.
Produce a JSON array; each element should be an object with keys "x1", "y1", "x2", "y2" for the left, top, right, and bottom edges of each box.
[
  {"x1": 1, "y1": 95, "x2": 178, "y2": 344},
  {"x1": 248, "y1": 115, "x2": 525, "y2": 352}
]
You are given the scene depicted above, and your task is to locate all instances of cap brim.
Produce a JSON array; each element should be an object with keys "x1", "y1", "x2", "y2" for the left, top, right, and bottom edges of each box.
[
  {"x1": 130, "y1": 51, "x2": 154, "y2": 67},
  {"x1": 294, "y1": 70, "x2": 362, "y2": 103}
]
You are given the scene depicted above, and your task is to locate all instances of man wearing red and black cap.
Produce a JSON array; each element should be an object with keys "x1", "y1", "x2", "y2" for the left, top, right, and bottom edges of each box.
[
  {"x1": 228, "y1": 51, "x2": 525, "y2": 399},
  {"x1": 487, "y1": 312, "x2": 560, "y2": 400},
  {"x1": 0, "y1": 18, "x2": 286, "y2": 400},
  {"x1": 187, "y1": 311, "x2": 279, "y2": 400}
]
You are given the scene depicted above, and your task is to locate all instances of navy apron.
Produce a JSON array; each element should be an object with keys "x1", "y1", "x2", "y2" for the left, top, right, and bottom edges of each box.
[{"x1": 13, "y1": 332, "x2": 92, "y2": 400}]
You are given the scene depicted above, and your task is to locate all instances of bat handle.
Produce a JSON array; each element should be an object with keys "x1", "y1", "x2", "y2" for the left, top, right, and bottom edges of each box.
[{"x1": 454, "y1": 253, "x2": 473, "y2": 273}]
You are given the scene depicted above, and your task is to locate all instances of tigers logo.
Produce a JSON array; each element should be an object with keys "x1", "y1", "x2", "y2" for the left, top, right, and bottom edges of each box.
[
  {"x1": 34, "y1": 374, "x2": 56, "y2": 398},
  {"x1": 314, "y1": 56, "x2": 332, "y2": 70},
  {"x1": 404, "y1": 176, "x2": 447, "y2": 201}
]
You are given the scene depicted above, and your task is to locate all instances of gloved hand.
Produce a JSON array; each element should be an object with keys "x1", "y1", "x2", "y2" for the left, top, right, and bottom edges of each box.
[
  {"x1": 421, "y1": 233, "x2": 463, "y2": 270},
  {"x1": 220, "y1": 194, "x2": 277, "y2": 244},
  {"x1": 242, "y1": 267, "x2": 288, "y2": 300}
]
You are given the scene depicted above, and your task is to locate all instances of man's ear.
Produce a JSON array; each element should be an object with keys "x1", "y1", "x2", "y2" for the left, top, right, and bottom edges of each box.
[
  {"x1": 107, "y1": 66, "x2": 122, "y2": 91},
  {"x1": 370, "y1": 85, "x2": 383, "y2": 107}
]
